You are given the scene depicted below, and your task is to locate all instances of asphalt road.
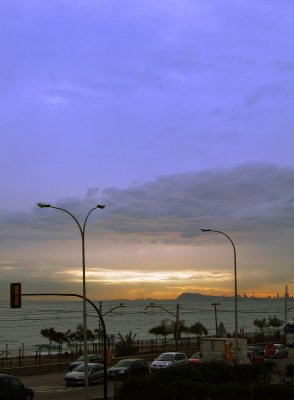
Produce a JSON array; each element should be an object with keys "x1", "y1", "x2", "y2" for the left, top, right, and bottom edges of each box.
[
  {"x1": 17, "y1": 348, "x2": 294, "y2": 400},
  {"x1": 19, "y1": 372, "x2": 115, "y2": 400}
]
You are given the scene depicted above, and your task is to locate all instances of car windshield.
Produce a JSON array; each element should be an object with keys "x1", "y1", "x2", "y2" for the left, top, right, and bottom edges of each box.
[
  {"x1": 157, "y1": 353, "x2": 174, "y2": 361},
  {"x1": 115, "y1": 360, "x2": 134, "y2": 367},
  {"x1": 74, "y1": 364, "x2": 93, "y2": 372}
]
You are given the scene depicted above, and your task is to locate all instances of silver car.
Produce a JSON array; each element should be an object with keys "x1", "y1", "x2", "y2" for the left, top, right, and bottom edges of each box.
[
  {"x1": 65, "y1": 363, "x2": 104, "y2": 386},
  {"x1": 150, "y1": 352, "x2": 187, "y2": 372},
  {"x1": 69, "y1": 354, "x2": 104, "y2": 370}
]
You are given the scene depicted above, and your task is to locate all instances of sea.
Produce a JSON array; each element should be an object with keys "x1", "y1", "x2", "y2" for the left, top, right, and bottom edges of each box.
[{"x1": 1, "y1": 297, "x2": 292, "y2": 357}]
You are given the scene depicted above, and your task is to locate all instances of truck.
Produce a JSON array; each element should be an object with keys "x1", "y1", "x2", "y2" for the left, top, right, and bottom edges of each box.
[{"x1": 200, "y1": 337, "x2": 249, "y2": 364}]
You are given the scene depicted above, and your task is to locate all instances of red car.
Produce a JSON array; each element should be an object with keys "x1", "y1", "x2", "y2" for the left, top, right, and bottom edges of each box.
[{"x1": 188, "y1": 351, "x2": 203, "y2": 364}]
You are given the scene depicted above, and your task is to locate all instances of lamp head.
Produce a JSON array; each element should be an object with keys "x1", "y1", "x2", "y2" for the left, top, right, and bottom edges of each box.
[
  {"x1": 37, "y1": 202, "x2": 51, "y2": 208},
  {"x1": 96, "y1": 204, "x2": 106, "y2": 209},
  {"x1": 201, "y1": 228, "x2": 211, "y2": 232}
]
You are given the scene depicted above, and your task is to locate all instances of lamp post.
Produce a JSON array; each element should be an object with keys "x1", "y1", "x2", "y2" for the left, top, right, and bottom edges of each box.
[
  {"x1": 201, "y1": 229, "x2": 239, "y2": 364},
  {"x1": 102, "y1": 303, "x2": 125, "y2": 317},
  {"x1": 211, "y1": 302, "x2": 220, "y2": 337},
  {"x1": 37, "y1": 202, "x2": 105, "y2": 399}
]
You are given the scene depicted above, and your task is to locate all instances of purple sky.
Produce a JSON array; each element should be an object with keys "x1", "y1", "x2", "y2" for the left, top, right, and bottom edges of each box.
[{"x1": 0, "y1": 1, "x2": 293, "y2": 300}]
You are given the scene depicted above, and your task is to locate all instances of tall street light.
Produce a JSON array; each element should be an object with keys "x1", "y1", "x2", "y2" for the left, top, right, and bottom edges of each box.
[
  {"x1": 37, "y1": 202, "x2": 105, "y2": 398},
  {"x1": 201, "y1": 229, "x2": 239, "y2": 364}
]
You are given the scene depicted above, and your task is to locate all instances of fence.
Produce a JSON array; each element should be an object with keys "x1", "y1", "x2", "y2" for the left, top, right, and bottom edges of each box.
[{"x1": 0, "y1": 330, "x2": 286, "y2": 369}]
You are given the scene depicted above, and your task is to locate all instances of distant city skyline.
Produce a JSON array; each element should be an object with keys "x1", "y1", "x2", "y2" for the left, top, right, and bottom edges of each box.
[{"x1": 0, "y1": 1, "x2": 293, "y2": 300}]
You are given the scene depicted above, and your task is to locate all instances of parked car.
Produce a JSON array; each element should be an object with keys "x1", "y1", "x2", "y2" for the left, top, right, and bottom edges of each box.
[
  {"x1": 65, "y1": 363, "x2": 104, "y2": 386},
  {"x1": 150, "y1": 352, "x2": 188, "y2": 372},
  {"x1": 69, "y1": 354, "x2": 104, "y2": 370},
  {"x1": 264, "y1": 343, "x2": 288, "y2": 359},
  {"x1": 188, "y1": 351, "x2": 203, "y2": 364},
  {"x1": 0, "y1": 373, "x2": 34, "y2": 400},
  {"x1": 107, "y1": 358, "x2": 149, "y2": 380},
  {"x1": 247, "y1": 345, "x2": 264, "y2": 360}
]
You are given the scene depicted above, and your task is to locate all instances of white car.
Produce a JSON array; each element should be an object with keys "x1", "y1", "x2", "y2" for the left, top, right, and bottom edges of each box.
[{"x1": 150, "y1": 352, "x2": 188, "y2": 372}]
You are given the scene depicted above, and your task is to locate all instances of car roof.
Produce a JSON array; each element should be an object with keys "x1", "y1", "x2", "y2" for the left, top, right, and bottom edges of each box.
[
  {"x1": 161, "y1": 352, "x2": 185, "y2": 355},
  {"x1": 76, "y1": 362, "x2": 104, "y2": 366}
]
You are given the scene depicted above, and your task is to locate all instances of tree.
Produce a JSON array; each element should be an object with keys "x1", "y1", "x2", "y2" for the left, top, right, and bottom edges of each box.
[
  {"x1": 268, "y1": 315, "x2": 283, "y2": 331},
  {"x1": 94, "y1": 328, "x2": 104, "y2": 340},
  {"x1": 253, "y1": 318, "x2": 267, "y2": 331},
  {"x1": 115, "y1": 331, "x2": 138, "y2": 357},
  {"x1": 40, "y1": 327, "x2": 56, "y2": 355},
  {"x1": 61, "y1": 325, "x2": 95, "y2": 352},
  {"x1": 52, "y1": 331, "x2": 68, "y2": 354},
  {"x1": 171, "y1": 319, "x2": 190, "y2": 338},
  {"x1": 189, "y1": 322, "x2": 208, "y2": 337},
  {"x1": 149, "y1": 319, "x2": 173, "y2": 339}
]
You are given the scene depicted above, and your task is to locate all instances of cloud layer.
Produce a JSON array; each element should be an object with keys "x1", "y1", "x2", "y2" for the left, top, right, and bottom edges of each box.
[{"x1": 0, "y1": 163, "x2": 293, "y2": 298}]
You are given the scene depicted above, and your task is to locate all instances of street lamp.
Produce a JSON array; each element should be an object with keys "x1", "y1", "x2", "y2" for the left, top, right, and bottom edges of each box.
[
  {"x1": 102, "y1": 303, "x2": 126, "y2": 317},
  {"x1": 211, "y1": 302, "x2": 220, "y2": 337},
  {"x1": 37, "y1": 202, "x2": 105, "y2": 398},
  {"x1": 201, "y1": 229, "x2": 239, "y2": 364}
]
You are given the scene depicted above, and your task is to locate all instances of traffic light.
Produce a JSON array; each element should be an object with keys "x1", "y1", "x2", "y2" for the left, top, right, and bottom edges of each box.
[{"x1": 10, "y1": 283, "x2": 21, "y2": 308}]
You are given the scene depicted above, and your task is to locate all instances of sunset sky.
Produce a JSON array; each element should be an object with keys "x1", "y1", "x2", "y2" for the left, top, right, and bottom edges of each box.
[{"x1": 0, "y1": 0, "x2": 293, "y2": 301}]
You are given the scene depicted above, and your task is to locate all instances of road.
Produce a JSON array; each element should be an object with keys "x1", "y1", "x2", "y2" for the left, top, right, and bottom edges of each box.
[{"x1": 19, "y1": 372, "x2": 116, "y2": 400}]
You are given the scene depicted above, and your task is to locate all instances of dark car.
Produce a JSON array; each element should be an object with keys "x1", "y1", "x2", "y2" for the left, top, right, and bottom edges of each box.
[
  {"x1": 65, "y1": 363, "x2": 104, "y2": 386},
  {"x1": 247, "y1": 345, "x2": 264, "y2": 361},
  {"x1": 107, "y1": 358, "x2": 149, "y2": 380},
  {"x1": 0, "y1": 374, "x2": 34, "y2": 400},
  {"x1": 69, "y1": 354, "x2": 104, "y2": 370}
]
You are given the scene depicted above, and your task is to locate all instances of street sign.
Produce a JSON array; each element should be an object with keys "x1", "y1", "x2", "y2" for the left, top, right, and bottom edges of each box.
[{"x1": 265, "y1": 343, "x2": 276, "y2": 357}]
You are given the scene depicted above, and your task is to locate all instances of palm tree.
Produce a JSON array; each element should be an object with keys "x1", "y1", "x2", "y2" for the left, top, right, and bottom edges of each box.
[
  {"x1": 149, "y1": 319, "x2": 173, "y2": 339},
  {"x1": 52, "y1": 331, "x2": 68, "y2": 354},
  {"x1": 189, "y1": 322, "x2": 208, "y2": 337},
  {"x1": 40, "y1": 327, "x2": 56, "y2": 355}
]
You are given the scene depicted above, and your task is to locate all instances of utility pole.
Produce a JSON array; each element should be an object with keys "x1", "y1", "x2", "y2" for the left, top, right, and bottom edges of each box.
[
  {"x1": 211, "y1": 302, "x2": 220, "y2": 337},
  {"x1": 285, "y1": 285, "x2": 289, "y2": 322}
]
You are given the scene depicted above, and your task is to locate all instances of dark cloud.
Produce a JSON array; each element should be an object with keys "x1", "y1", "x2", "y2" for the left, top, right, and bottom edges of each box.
[
  {"x1": 1, "y1": 163, "x2": 289, "y2": 245},
  {"x1": 94, "y1": 163, "x2": 294, "y2": 240}
]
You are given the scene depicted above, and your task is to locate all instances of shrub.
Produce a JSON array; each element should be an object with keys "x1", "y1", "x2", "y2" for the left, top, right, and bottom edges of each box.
[{"x1": 114, "y1": 331, "x2": 138, "y2": 357}]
